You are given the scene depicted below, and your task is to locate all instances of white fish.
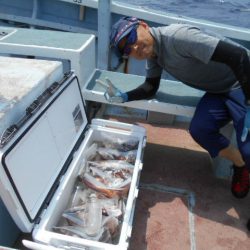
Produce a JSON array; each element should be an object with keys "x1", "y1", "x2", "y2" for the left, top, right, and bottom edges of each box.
[
  {"x1": 95, "y1": 134, "x2": 139, "y2": 151},
  {"x1": 64, "y1": 204, "x2": 86, "y2": 213},
  {"x1": 89, "y1": 165, "x2": 114, "y2": 184},
  {"x1": 62, "y1": 211, "x2": 85, "y2": 227},
  {"x1": 54, "y1": 225, "x2": 104, "y2": 240},
  {"x1": 102, "y1": 216, "x2": 119, "y2": 235},
  {"x1": 112, "y1": 177, "x2": 131, "y2": 189},
  {"x1": 79, "y1": 173, "x2": 128, "y2": 198},
  {"x1": 88, "y1": 160, "x2": 134, "y2": 172},
  {"x1": 53, "y1": 225, "x2": 86, "y2": 238},
  {"x1": 97, "y1": 148, "x2": 137, "y2": 163}
]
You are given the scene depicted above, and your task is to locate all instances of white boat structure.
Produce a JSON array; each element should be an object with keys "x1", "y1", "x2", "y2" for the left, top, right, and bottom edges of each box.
[{"x1": 0, "y1": 1, "x2": 250, "y2": 249}]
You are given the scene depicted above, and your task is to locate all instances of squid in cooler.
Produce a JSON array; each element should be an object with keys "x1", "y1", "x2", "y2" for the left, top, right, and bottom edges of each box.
[
  {"x1": 95, "y1": 135, "x2": 139, "y2": 152},
  {"x1": 55, "y1": 188, "x2": 124, "y2": 241},
  {"x1": 54, "y1": 133, "x2": 138, "y2": 241},
  {"x1": 96, "y1": 147, "x2": 137, "y2": 163},
  {"x1": 88, "y1": 160, "x2": 134, "y2": 172},
  {"x1": 78, "y1": 174, "x2": 130, "y2": 198},
  {"x1": 88, "y1": 161, "x2": 133, "y2": 182}
]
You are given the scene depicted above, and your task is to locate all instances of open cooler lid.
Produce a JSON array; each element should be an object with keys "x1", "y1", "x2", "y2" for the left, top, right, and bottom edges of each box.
[{"x1": 0, "y1": 72, "x2": 88, "y2": 231}]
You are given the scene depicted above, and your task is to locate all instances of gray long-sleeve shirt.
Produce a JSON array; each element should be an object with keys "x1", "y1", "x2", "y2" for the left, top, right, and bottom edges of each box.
[{"x1": 147, "y1": 24, "x2": 242, "y2": 93}]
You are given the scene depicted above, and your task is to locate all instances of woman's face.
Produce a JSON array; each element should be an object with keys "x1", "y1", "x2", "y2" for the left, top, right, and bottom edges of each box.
[{"x1": 119, "y1": 22, "x2": 155, "y2": 60}]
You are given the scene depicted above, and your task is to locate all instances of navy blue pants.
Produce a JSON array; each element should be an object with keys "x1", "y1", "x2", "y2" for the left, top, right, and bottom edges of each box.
[{"x1": 189, "y1": 88, "x2": 250, "y2": 169}]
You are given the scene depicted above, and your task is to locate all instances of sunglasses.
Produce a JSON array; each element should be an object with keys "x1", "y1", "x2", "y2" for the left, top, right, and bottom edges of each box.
[{"x1": 121, "y1": 26, "x2": 138, "y2": 56}]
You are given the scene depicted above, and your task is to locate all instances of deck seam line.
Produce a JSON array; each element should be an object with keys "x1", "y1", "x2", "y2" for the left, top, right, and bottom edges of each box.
[{"x1": 139, "y1": 183, "x2": 196, "y2": 250}]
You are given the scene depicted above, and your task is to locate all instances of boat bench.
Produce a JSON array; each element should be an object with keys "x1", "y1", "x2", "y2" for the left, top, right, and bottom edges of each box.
[
  {"x1": 83, "y1": 69, "x2": 203, "y2": 118},
  {"x1": 83, "y1": 69, "x2": 234, "y2": 179}
]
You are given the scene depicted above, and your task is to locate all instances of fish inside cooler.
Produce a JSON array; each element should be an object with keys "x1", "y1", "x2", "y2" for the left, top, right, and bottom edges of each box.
[{"x1": 33, "y1": 123, "x2": 145, "y2": 249}]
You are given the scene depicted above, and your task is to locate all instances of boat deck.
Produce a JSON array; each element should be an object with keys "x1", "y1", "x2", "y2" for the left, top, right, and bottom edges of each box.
[
  {"x1": 125, "y1": 117, "x2": 250, "y2": 250},
  {"x1": 14, "y1": 115, "x2": 250, "y2": 250}
]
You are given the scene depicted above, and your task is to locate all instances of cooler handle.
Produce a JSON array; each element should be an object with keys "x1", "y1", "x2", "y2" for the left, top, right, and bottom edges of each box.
[
  {"x1": 22, "y1": 240, "x2": 64, "y2": 250},
  {"x1": 126, "y1": 187, "x2": 139, "y2": 238},
  {"x1": 126, "y1": 161, "x2": 142, "y2": 238}
]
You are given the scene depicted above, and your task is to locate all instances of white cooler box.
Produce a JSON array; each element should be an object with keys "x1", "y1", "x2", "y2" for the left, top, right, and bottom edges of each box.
[{"x1": 0, "y1": 72, "x2": 146, "y2": 250}]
